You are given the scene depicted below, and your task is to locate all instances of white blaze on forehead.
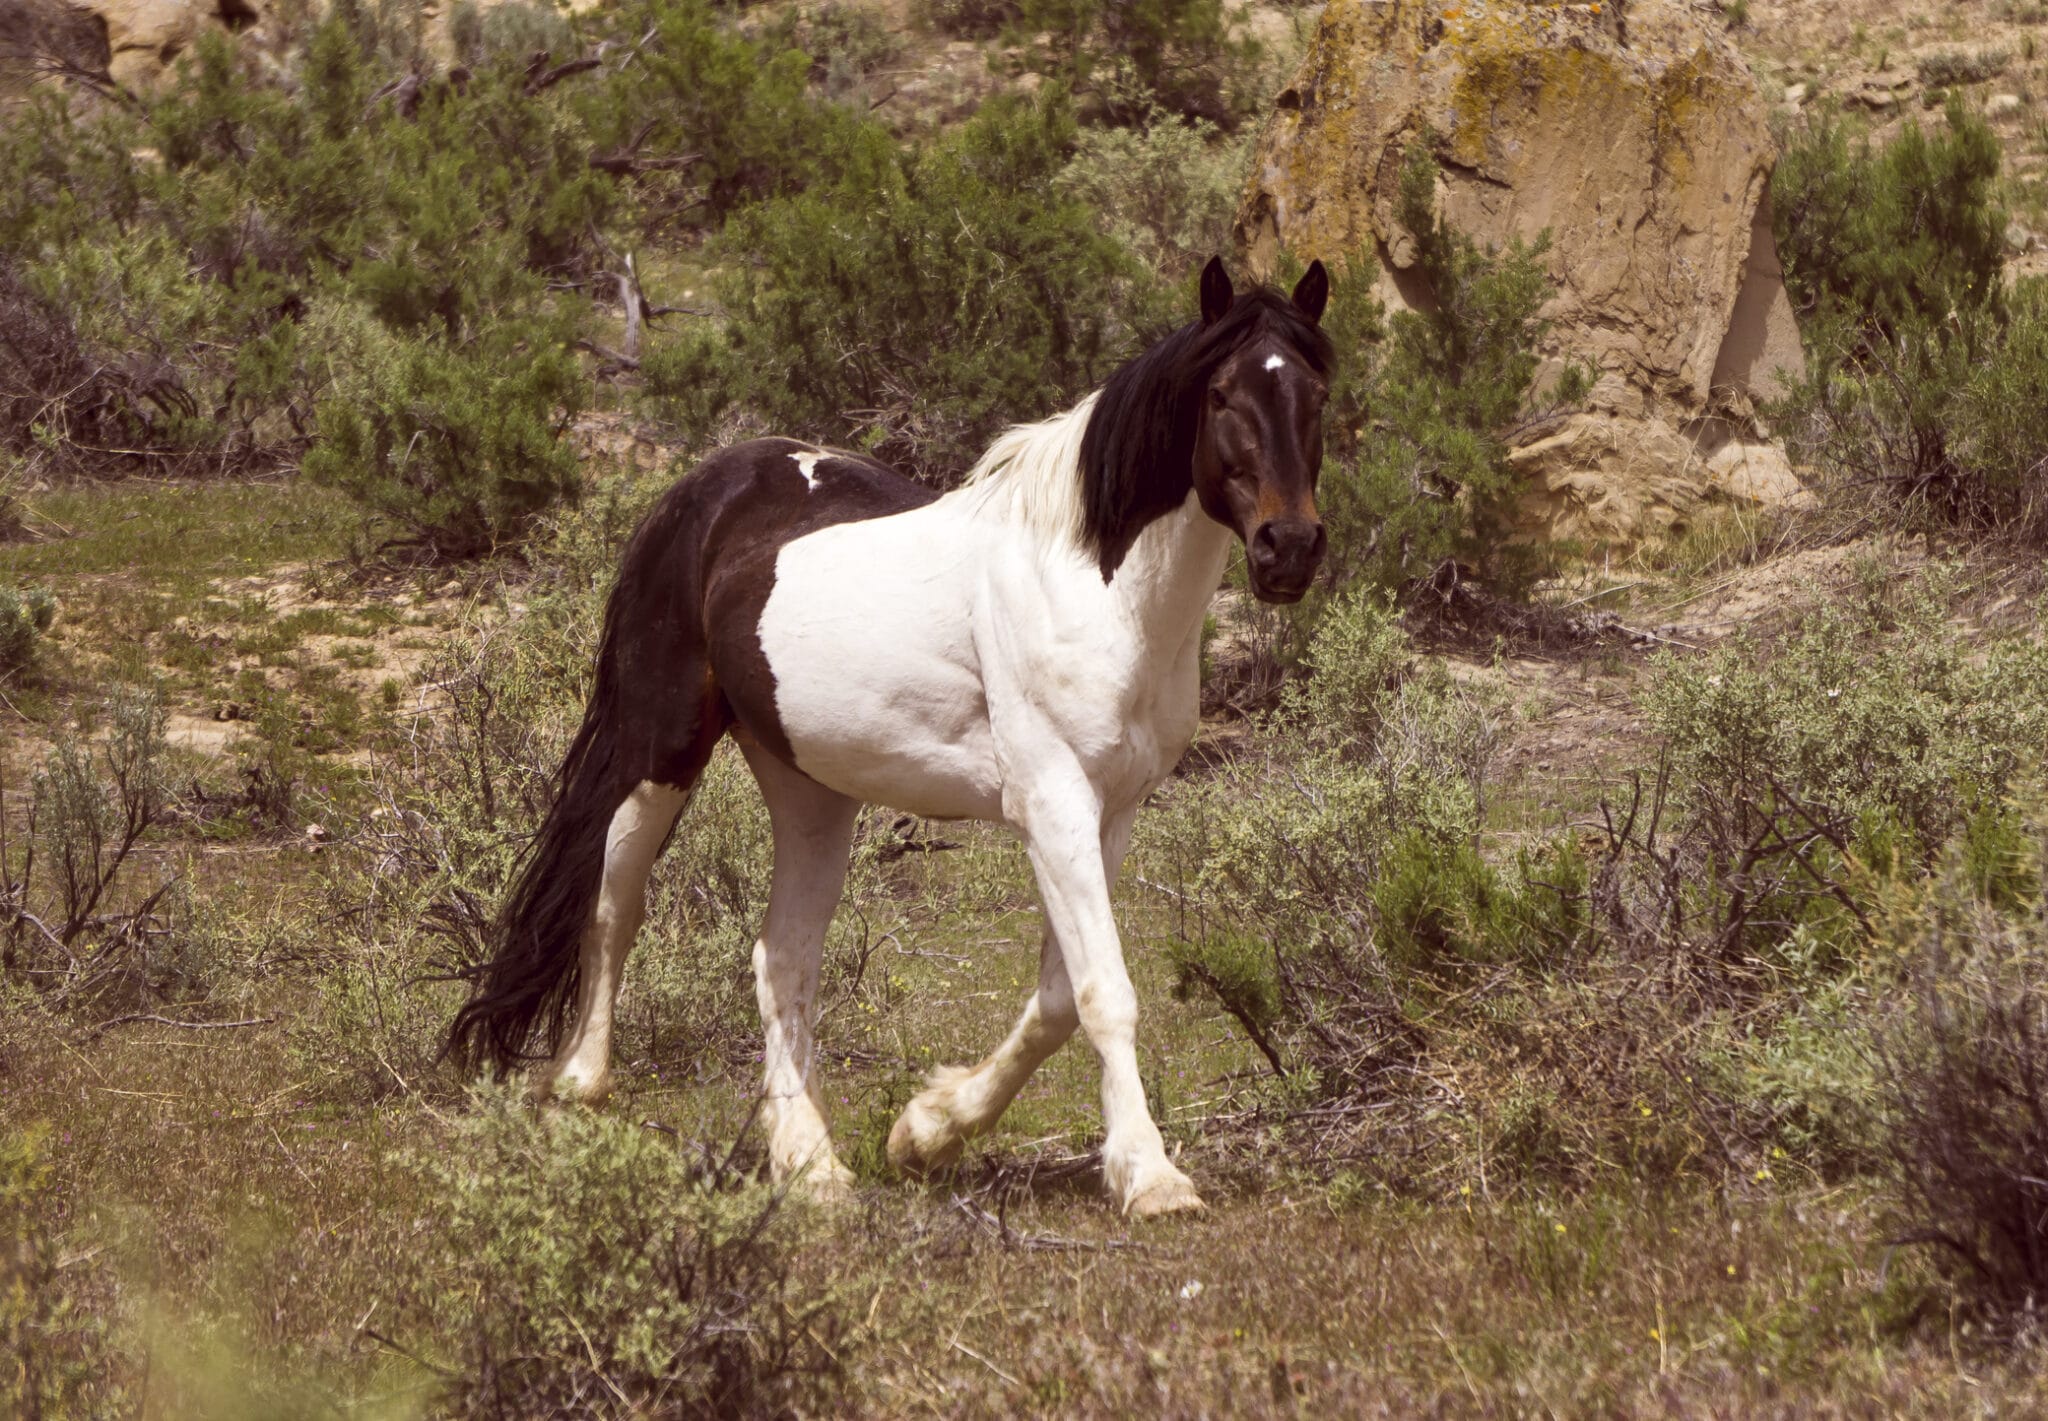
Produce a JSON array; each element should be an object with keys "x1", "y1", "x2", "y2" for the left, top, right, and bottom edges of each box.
[
  {"x1": 790, "y1": 450, "x2": 824, "y2": 490},
  {"x1": 1263, "y1": 354, "x2": 1286, "y2": 372}
]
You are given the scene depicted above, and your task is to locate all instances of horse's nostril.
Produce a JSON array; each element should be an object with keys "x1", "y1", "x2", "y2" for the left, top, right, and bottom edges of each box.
[
  {"x1": 1309, "y1": 523, "x2": 1328, "y2": 561},
  {"x1": 1250, "y1": 522, "x2": 1281, "y2": 564}
]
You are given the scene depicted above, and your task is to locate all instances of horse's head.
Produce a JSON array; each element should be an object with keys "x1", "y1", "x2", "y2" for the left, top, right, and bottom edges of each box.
[{"x1": 1188, "y1": 257, "x2": 1331, "y2": 604}]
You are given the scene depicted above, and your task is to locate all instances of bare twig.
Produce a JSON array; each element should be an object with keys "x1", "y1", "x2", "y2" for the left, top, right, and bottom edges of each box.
[{"x1": 93, "y1": 1013, "x2": 276, "y2": 1037}]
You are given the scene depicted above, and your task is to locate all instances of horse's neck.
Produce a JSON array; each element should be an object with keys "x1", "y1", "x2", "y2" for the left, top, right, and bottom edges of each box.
[{"x1": 1103, "y1": 493, "x2": 1234, "y2": 656}]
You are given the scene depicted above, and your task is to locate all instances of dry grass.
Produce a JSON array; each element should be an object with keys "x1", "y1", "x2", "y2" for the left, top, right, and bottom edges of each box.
[{"x1": 6, "y1": 476, "x2": 2048, "y2": 1416}]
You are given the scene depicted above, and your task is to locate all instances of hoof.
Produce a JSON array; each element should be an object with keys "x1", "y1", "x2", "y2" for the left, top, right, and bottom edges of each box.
[
  {"x1": 1122, "y1": 1171, "x2": 1207, "y2": 1219},
  {"x1": 887, "y1": 1105, "x2": 964, "y2": 1177},
  {"x1": 532, "y1": 1068, "x2": 611, "y2": 1108},
  {"x1": 794, "y1": 1160, "x2": 859, "y2": 1207},
  {"x1": 887, "y1": 1069, "x2": 972, "y2": 1177}
]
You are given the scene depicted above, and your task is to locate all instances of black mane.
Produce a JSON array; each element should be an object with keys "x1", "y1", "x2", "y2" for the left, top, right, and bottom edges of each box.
[{"x1": 1077, "y1": 286, "x2": 1334, "y2": 581}]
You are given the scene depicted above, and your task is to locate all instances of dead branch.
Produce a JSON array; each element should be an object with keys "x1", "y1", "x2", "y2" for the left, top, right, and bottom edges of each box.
[
  {"x1": 575, "y1": 339, "x2": 639, "y2": 372},
  {"x1": 525, "y1": 55, "x2": 601, "y2": 96},
  {"x1": 589, "y1": 120, "x2": 701, "y2": 177}
]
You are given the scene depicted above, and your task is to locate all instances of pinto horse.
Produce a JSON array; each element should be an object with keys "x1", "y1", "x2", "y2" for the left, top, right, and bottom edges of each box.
[{"x1": 448, "y1": 258, "x2": 1332, "y2": 1217}]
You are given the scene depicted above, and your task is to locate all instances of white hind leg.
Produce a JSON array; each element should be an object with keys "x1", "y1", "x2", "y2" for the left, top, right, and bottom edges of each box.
[
  {"x1": 741, "y1": 742, "x2": 862, "y2": 1203},
  {"x1": 539, "y1": 781, "x2": 689, "y2": 1105}
]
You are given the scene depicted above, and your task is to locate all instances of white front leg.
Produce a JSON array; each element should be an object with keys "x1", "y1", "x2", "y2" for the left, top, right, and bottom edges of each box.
[{"x1": 1014, "y1": 776, "x2": 1203, "y2": 1217}]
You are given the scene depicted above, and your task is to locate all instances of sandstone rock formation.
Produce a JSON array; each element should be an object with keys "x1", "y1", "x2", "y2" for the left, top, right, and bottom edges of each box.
[
  {"x1": 0, "y1": 0, "x2": 261, "y2": 94},
  {"x1": 1234, "y1": 0, "x2": 1810, "y2": 543}
]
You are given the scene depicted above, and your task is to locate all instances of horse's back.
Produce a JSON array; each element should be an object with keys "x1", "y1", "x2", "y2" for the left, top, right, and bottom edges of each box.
[
  {"x1": 676, "y1": 437, "x2": 935, "y2": 535},
  {"x1": 631, "y1": 437, "x2": 951, "y2": 782}
]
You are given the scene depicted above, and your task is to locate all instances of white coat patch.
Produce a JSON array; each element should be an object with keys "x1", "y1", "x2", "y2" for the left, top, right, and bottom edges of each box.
[
  {"x1": 790, "y1": 451, "x2": 824, "y2": 490},
  {"x1": 1263, "y1": 354, "x2": 1285, "y2": 372}
]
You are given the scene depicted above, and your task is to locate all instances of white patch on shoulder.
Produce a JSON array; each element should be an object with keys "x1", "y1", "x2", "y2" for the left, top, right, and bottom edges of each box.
[
  {"x1": 789, "y1": 450, "x2": 824, "y2": 491},
  {"x1": 1263, "y1": 354, "x2": 1285, "y2": 372}
]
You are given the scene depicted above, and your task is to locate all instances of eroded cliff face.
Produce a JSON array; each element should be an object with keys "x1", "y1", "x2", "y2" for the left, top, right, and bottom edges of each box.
[{"x1": 1235, "y1": 0, "x2": 1810, "y2": 544}]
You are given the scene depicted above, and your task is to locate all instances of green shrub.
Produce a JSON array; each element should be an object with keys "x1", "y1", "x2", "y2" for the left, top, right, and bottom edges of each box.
[
  {"x1": 639, "y1": 325, "x2": 740, "y2": 448},
  {"x1": 1055, "y1": 105, "x2": 1251, "y2": 279},
  {"x1": 448, "y1": 0, "x2": 575, "y2": 68},
  {"x1": 1914, "y1": 47, "x2": 2011, "y2": 89},
  {"x1": 577, "y1": 0, "x2": 862, "y2": 229},
  {"x1": 0, "y1": 585, "x2": 56, "y2": 672},
  {"x1": 1643, "y1": 575, "x2": 2048, "y2": 860},
  {"x1": 1278, "y1": 585, "x2": 1410, "y2": 748},
  {"x1": 1013, "y1": 0, "x2": 1263, "y2": 125},
  {"x1": 2, "y1": 1125, "x2": 123, "y2": 1416},
  {"x1": 766, "y1": 2, "x2": 904, "y2": 102},
  {"x1": 713, "y1": 91, "x2": 1165, "y2": 478},
  {"x1": 1371, "y1": 831, "x2": 1588, "y2": 972},
  {"x1": 1773, "y1": 96, "x2": 2006, "y2": 339},
  {"x1": 413, "y1": 1093, "x2": 847, "y2": 1416},
  {"x1": 1949, "y1": 277, "x2": 2048, "y2": 535},
  {"x1": 1877, "y1": 869, "x2": 2048, "y2": 1331},
  {"x1": 1146, "y1": 593, "x2": 1506, "y2": 1084},
  {"x1": 1315, "y1": 149, "x2": 1585, "y2": 598},
  {"x1": 302, "y1": 309, "x2": 585, "y2": 559},
  {"x1": 914, "y1": 0, "x2": 1020, "y2": 38},
  {"x1": 1737, "y1": 975, "x2": 1886, "y2": 1175},
  {"x1": 2, "y1": 688, "x2": 192, "y2": 1015},
  {"x1": 1769, "y1": 101, "x2": 2022, "y2": 534}
]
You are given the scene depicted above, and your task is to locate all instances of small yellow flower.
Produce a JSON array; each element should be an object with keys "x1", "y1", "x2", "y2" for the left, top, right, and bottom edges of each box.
[
  {"x1": 1639, "y1": 1105, "x2": 1653, "y2": 1117},
  {"x1": 1649, "y1": 1328, "x2": 1660, "y2": 1341},
  {"x1": 1754, "y1": 1167, "x2": 1772, "y2": 1182},
  {"x1": 1726, "y1": 1264, "x2": 1737, "y2": 1276},
  {"x1": 1460, "y1": 1184, "x2": 1472, "y2": 1196},
  {"x1": 1553, "y1": 1222, "x2": 1567, "y2": 1234}
]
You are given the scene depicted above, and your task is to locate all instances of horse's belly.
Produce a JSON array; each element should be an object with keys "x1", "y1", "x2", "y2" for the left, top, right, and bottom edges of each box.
[{"x1": 758, "y1": 520, "x2": 1004, "y2": 820}]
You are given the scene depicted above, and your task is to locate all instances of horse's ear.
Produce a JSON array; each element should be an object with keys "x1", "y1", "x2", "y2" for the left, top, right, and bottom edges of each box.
[
  {"x1": 1199, "y1": 256, "x2": 1234, "y2": 326},
  {"x1": 1292, "y1": 259, "x2": 1330, "y2": 324}
]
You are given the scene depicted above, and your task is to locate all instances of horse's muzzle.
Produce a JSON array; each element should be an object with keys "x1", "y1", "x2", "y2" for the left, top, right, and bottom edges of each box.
[{"x1": 1248, "y1": 517, "x2": 1326, "y2": 603}]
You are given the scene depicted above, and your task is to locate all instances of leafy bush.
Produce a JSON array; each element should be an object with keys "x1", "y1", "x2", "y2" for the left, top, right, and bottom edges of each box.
[
  {"x1": 1878, "y1": 871, "x2": 2048, "y2": 1331},
  {"x1": 1370, "y1": 830, "x2": 1588, "y2": 972},
  {"x1": 1055, "y1": 106, "x2": 1251, "y2": 279},
  {"x1": 1577, "y1": 573, "x2": 2048, "y2": 982},
  {"x1": 0, "y1": 585, "x2": 56, "y2": 673},
  {"x1": 448, "y1": 0, "x2": 575, "y2": 69},
  {"x1": 914, "y1": 0, "x2": 1020, "y2": 39},
  {"x1": 2, "y1": 688, "x2": 186, "y2": 1013},
  {"x1": 1774, "y1": 96, "x2": 2006, "y2": 338},
  {"x1": 577, "y1": 0, "x2": 863, "y2": 229},
  {"x1": 413, "y1": 1093, "x2": 847, "y2": 1417},
  {"x1": 712, "y1": 91, "x2": 1165, "y2": 478},
  {"x1": 2, "y1": 1125, "x2": 123, "y2": 1416},
  {"x1": 1314, "y1": 149, "x2": 1585, "y2": 599},
  {"x1": 767, "y1": 2, "x2": 903, "y2": 102},
  {"x1": 302, "y1": 309, "x2": 585, "y2": 558},
  {"x1": 1765, "y1": 100, "x2": 2048, "y2": 535},
  {"x1": 1148, "y1": 592, "x2": 1508, "y2": 1086},
  {"x1": 639, "y1": 325, "x2": 741, "y2": 448},
  {"x1": 1914, "y1": 48, "x2": 2011, "y2": 89},
  {"x1": 1013, "y1": 0, "x2": 1263, "y2": 125},
  {"x1": 1644, "y1": 575, "x2": 2048, "y2": 867}
]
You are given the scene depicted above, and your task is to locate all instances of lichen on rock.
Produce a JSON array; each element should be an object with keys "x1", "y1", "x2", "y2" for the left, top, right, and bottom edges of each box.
[{"x1": 1234, "y1": 0, "x2": 1809, "y2": 546}]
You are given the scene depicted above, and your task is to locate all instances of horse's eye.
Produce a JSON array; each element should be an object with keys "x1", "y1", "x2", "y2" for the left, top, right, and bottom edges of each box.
[{"x1": 1208, "y1": 388, "x2": 1228, "y2": 411}]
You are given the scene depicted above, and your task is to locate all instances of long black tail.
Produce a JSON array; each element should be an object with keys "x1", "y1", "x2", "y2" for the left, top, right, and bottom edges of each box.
[{"x1": 445, "y1": 485, "x2": 716, "y2": 1076}]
